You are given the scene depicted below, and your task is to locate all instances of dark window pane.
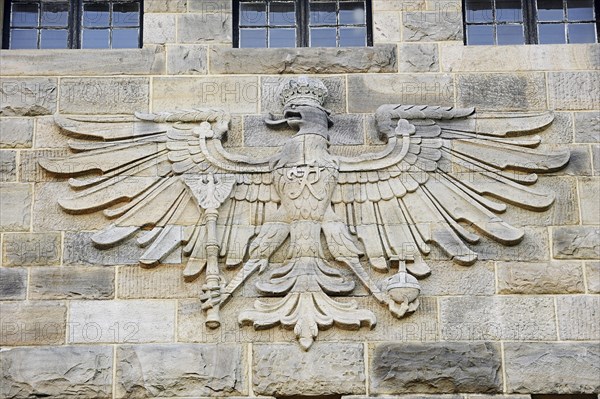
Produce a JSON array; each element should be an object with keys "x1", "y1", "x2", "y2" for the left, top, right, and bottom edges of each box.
[
  {"x1": 82, "y1": 28, "x2": 110, "y2": 48},
  {"x1": 270, "y1": 2, "x2": 295, "y2": 26},
  {"x1": 339, "y1": 26, "x2": 366, "y2": 46},
  {"x1": 496, "y1": 0, "x2": 523, "y2": 22},
  {"x1": 339, "y1": 1, "x2": 365, "y2": 24},
  {"x1": 9, "y1": 28, "x2": 38, "y2": 48},
  {"x1": 537, "y1": 0, "x2": 565, "y2": 21},
  {"x1": 310, "y1": 27, "x2": 337, "y2": 46},
  {"x1": 465, "y1": 0, "x2": 493, "y2": 22},
  {"x1": 568, "y1": 23, "x2": 597, "y2": 42},
  {"x1": 567, "y1": 0, "x2": 595, "y2": 20},
  {"x1": 83, "y1": 2, "x2": 110, "y2": 27},
  {"x1": 497, "y1": 24, "x2": 525, "y2": 44},
  {"x1": 40, "y1": 29, "x2": 68, "y2": 48},
  {"x1": 240, "y1": 2, "x2": 266, "y2": 26},
  {"x1": 112, "y1": 28, "x2": 139, "y2": 48},
  {"x1": 113, "y1": 2, "x2": 140, "y2": 27},
  {"x1": 538, "y1": 23, "x2": 567, "y2": 43},
  {"x1": 41, "y1": 2, "x2": 69, "y2": 27},
  {"x1": 310, "y1": 2, "x2": 337, "y2": 25},
  {"x1": 466, "y1": 24, "x2": 494, "y2": 44},
  {"x1": 240, "y1": 28, "x2": 267, "y2": 47},
  {"x1": 269, "y1": 28, "x2": 296, "y2": 47},
  {"x1": 12, "y1": 3, "x2": 39, "y2": 27}
]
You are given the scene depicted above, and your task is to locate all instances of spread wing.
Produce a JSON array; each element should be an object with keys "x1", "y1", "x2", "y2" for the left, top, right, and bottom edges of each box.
[
  {"x1": 39, "y1": 110, "x2": 279, "y2": 279},
  {"x1": 332, "y1": 105, "x2": 570, "y2": 277}
]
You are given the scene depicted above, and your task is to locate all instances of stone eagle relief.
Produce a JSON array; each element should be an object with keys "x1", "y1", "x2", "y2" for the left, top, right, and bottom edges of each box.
[{"x1": 40, "y1": 77, "x2": 570, "y2": 350}]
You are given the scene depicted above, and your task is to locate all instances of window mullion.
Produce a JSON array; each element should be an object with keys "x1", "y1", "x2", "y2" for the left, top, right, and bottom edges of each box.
[
  {"x1": 524, "y1": 0, "x2": 538, "y2": 44},
  {"x1": 298, "y1": 0, "x2": 308, "y2": 47},
  {"x1": 72, "y1": 0, "x2": 82, "y2": 49}
]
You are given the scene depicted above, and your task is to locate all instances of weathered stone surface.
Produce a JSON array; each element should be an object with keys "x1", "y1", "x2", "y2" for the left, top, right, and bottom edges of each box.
[
  {"x1": 555, "y1": 144, "x2": 594, "y2": 176},
  {"x1": 68, "y1": 300, "x2": 175, "y2": 343},
  {"x1": 440, "y1": 296, "x2": 557, "y2": 341},
  {"x1": 586, "y1": 261, "x2": 600, "y2": 293},
  {"x1": 466, "y1": 396, "x2": 531, "y2": 399},
  {"x1": 557, "y1": 295, "x2": 600, "y2": 340},
  {"x1": 188, "y1": 0, "x2": 231, "y2": 12},
  {"x1": 548, "y1": 72, "x2": 600, "y2": 110},
  {"x1": 403, "y1": 11, "x2": 462, "y2": 42},
  {"x1": 1, "y1": 346, "x2": 113, "y2": 399},
  {"x1": 0, "y1": 302, "x2": 66, "y2": 345},
  {"x1": 145, "y1": 0, "x2": 187, "y2": 12},
  {"x1": 574, "y1": 111, "x2": 600, "y2": 143},
  {"x1": 420, "y1": 261, "x2": 495, "y2": 295},
  {"x1": 261, "y1": 76, "x2": 346, "y2": 114},
  {"x1": 0, "y1": 150, "x2": 16, "y2": 181},
  {"x1": 398, "y1": 43, "x2": 439, "y2": 72},
  {"x1": 118, "y1": 265, "x2": 199, "y2": 299},
  {"x1": 209, "y1": 45, "x2": 398, "y2": 74},
  {"x1": 373, "y1": 0, "x2": 426, "y2": 11},
  {"x1": 0, "y1": 183, "x2": 32, "y2": 231},
  {"x1": 348, "y1": 74, "x2": 454, "y2": 113},
  {"x1": 553, "y1": 226, "x2": 600, "y2": 259},
  {"x1": 116, "y1": 344, "x2": 245, "y2": 398},
  {"x1": 166, "y1": 44, "x2": 208, "y2": 75},
  {"x1": 536, "y1": 111, "x2": 573, "y2": 144},
  {"x1": 373, "y1": 11, "x2": 401, "y2": 42},
  {"x1": 0, "y1": 267, "x2": 27, "y2": 300},
  {"x1": 30, "y1": 266, "x2": 115, "y2": 300},
  {"x1": 143, "y1": 14, "x2": 176, "y2": 44},
  {"x1": 18, "y1": 148, "x2": 70, "y2": 182},
  {"x1": 253, "y1": 343, "x2": 365, "y2": 396},
  {"x1": 0, "y1": 46, "x2": 166, "y2": 76},
  {"x1": 3, "y1": 232, "x2": 61, "y2": 266},
  {"x1": 34, "y1": 115, "x2": 71, "y2": 148},
  {"x1": 177, "y1": 13, "x2": 232, "y2": 44},
  {"x1": 153, "y1": 76, "x2": 258, "y2": 114},
  {"x1": 344, "y1": 396, "x2": 464, "y2": 399},
  {"x1": 593, "y1": 144, "x2": 600, "y2": 174},
  {"x1": 0, "y1": 78, "x2": 57, "y2": 116},
  {"x1": 59, "y1": 78, "x2": 150, "y2": 114},
  {"x1": 0, "y1": 117, "x2": 33, "y2": 148},
  {"x1": 472, "y1": 227, "x2": 549, "y2": 262},
  {"x1": 370, "y1": 342, "x2": 502, "y2": 394},
  {"x1": 579, "y1": 177, "x2": 600, "y2": 225},
  {"x1": 457, "y1": 73, "x2": 547, "y2": 111},
  {"x1": 504, "y1": 342, "x2": 600, "y2": 394},
  {"x1": 497, "y1": 261, "x2": 585, "y2": 294}
]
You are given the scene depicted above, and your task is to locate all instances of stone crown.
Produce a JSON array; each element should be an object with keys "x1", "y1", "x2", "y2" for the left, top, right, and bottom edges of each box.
[{"x1": 279, "y1": 77, "x2": 328, "y2": 107}]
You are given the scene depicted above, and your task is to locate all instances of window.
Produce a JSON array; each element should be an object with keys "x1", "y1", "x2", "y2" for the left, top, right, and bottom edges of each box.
[
  {"x1": 2, "y1": 0, "x2": 143, "y2": 49},
  {"x1": 464, "y1": 0, "x2": 599, "y2": 44},
  {"x1": 233, "y1": 0, "x2": 373, "y2": 48}
]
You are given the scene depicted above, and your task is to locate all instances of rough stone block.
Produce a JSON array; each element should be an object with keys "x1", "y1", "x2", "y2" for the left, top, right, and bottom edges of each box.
[
  {"x1": 145, "y1": 0, "x2": 187, "y2": 12},
  {"x1": 18, "y1": 148, "x2": 70, "y2": 182},
  {"x1": 373, "y1": 11, "x2": 401, "y2": 42},
  {"x1": 548, "y1": 71, "x2": 600, "y2": 110},
  {"x1": 188, "y1": 0, "x2": 232, "y2": 12},
  {"x1": 586, "y1": 261, "x2": 600, "y2": 293},
  {"x1": 348, "y1": 74, "x2": 454, "y2": 113},
  {"x1": 373, "y1": 0, "x2": 426, "y2": 11},
  {"x1": 253, "y1": 343, "x2": 365, "y2": 396},
  {"x1": 497, "y1": 261, "x2": 585, "y2": 294},
  {"x1": 574, "y1": 111, "x2": 600, "y2": 143},
  {"x1": 419, "y1": 261, "x2": 495, "y2": 295},
  {"x1": 553, "y1": 226, "x2": 600, "y2": 259},
  {"x1": 166, "y1": 44, "x2": 208, "y2": 75},
  {"x1": 2, "y1": 232, "x2": 61, "y2": 266},
  {"x1": 0, "y1": 267, "x2": 27, "y2": 300},
  {"x1": 116, "y1": 344, "x2": 245, "y2": 398},
  {"x1": 457, "y1": 73, "x2": 547, "y2": 111},
  {"x1": 593, "y1": 144, "x2": 600, "y2": 175},
  {"x1": 536, "y1": 111, "x2": 573, "y2": 144},
  {"x1": 0, "y1": 117, "x2": 33, "y2": 148},
  {"x1": 29, "y1": 266, "x2": 114, "y2": 300},
  {"x1": 370, "y1": 342, "x2": 502, "y2": 394},
  {"x1": 403, "y1": 11, "x2": 462, "y2": 41},
  {"x1": 0, "y1": 150, "x2": 16, "y2": 181},
  {"x1": 0, "y1": 183, "x2": 32, "y2": 232},
  {"x1": 557, "y1": 295, "x2": 600, "y2": 340},
  {"x1": 471, "y1": 227, "x2": 549, "y2": 262},
  {"x1": 68, "y1": 299, "x2": 175, "y2": 343},
  {"x1": 117, "y1": 264, "x2": 199, "y2": 299},
  {"x1": 440, "y1": 296, "x2": 557, "y2": 341},
  {"x1": 34, "y1": 115, "x2": 70, "y2": 148},
  {"x1": 143, "y1": 13, "x2": 176, "y2": 44},
  {"x1": 504, "y1": 342, "x2": 600, "y2": 394},
  {"x1": 261, "y1": 76, "x2": 346, "y2": 114},
  {"x1": 398, "y1": 43, "x2": 439, "y2": 72},
  {"x1": 0, "y1": 346, "x2": 113, "y2": 399},
  {"x1": 209, "y1": 45, "x2": 398, "y2": 74},
  {"x1": 555, "y1": 144, "x2": 594, "y2": 176},
  {"x1": 0, "y1": 302, "x2": 66, "y2": 345},
  {"x1": 177, "y1": 13, "x2": 232, "y2": 44},
  {"x1": 579, "y1": 177, "x2": 600, "y2": 225},
  {"x1": 0, "y1": 78, "x2": 57, "y2": 116},
  {"x1": 59, "y1": 78, "x2": 150, "y2": 114}
]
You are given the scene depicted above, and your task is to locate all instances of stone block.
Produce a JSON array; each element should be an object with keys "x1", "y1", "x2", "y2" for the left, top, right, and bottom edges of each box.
[
  {"x1": 373, "y1": 11, "x2": 401, "y2": 43},
  {"x1": 209, "y1": 45, "x2": 398, "y2": 74},
  {"x1": 166, "y1": 44, "x2": 208, "y2": 75},
  {"x1": 398, "y1": 43, "x2": 439, "y2": 72},
  {"x1": 548, "y1": 71, "x2": 600, "y2": 110},
  {"x1": 555, "y1": 144, "x2": 594, "y2": 176},
  {"x1": 0, "y1": 183, "x2": 32, "y2": 232},
  {"x1": 457, "y1": 73, "x2": 547, "y2": 111},
  {"x1": 68, "y1": 299, "x2": 175, "y2": 343},
  {"x1": 348, "y1": 74, "x2": 454, "y2": 113},
  {"x1": 0, "y1": 301, "x2": 66, "y2": 345},
  {"x1": 0, "y1": 150, "x2": 16, "y2": 181},
  {"x1": 370, "y1": 342, "x2": 502, "y2": 394},
  {"x1": 253, "y1": 343, "x2": 365, "y2": 396},
  {"x1": 466, "y1": 396, "x2": 531, "y2": 399},
  {"x1": 344, "y1": 396, "x2": 464, "y2": 399},
  {"x1": 504, "y1": 342, "x2": 600, "y2": 394},
  {"x1": 497, "y1": 261, "x2": 584, "y2": 294},
  {"x1": 177, "y1": 13, "x2": 232, "y2": 44},
  {"x1": 29, "y1": 266, "x2": 114, "y2": 300},
  {"x1": 0, "y1": 267, "x2": 27, "y2": 300},
  {"x1": 471, "y1": 227, "x2": 549, "y2": 262},
  {"x1": 188, "y1": 0, "x2": 232, "y2": 12},
  {"x1": 0, "y1": 346, "x2": 113, "y2": 399},
  {"x1": 143, "y1": 13, "x2": 176, "y2": 44},
  {"x1": 553, "y1": 226, "x2": 600, "y2": 259},
  {"x1": 19, "y1": 148, "x2": 70, "y2": 182},
  {"x1": 0, "y1": 78, "x2": 57, "y2": 116},
  {"x1": 579, "y1": 177, "x2": 600, "y2": 225},
  {"x1": 594, "y1": 145, "x2": 600, "y2": 175},
  {"x1": 2, "y1": 232, "x2": 61, "y2": 266},
  {"x1": 34, "y1": 115, "x2": 70, "y2": 148},
  {"x1": 145, "y1": 0, "x2": 187, "y2": 13},
  {"x1": 440, "y1": 296, "x2": 557, "y2": 341},
  {"x1": 373, "y1": 0, "x2": 426, "y2": 11},
  {"x1": 574, "y1": 111, "x2": 600, "y2": 143},
  {"x1": 261, "y1": 76, "x2": 347, "y2": 114},
  {"x1": 586, "y1": 261, "x2": 600, "y2": 293},
  {"x1": 59, "y1": 77, "x2": 150, "y2": 114},
  {"x1": 536, "y1": 111, "x2": 573, "y2": 144},
  {"x1": 557, "y1": 295, "x2": 600, "y2": 340},
  {"x1": 117, "y1": 264, "x2": 199, "y2": 299},
  {"x1": 116, "y1": 343, "x2": 245, "y2": 398},
  {"x1": 419, "y1": 261, "x2": 495, "y2": 295},
  {"x1": 402, "y1": 11, "x2": 463, "y2": 42},
  {"x1": 0, "y1": 117, "x2": 33, "y2": 148}
]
